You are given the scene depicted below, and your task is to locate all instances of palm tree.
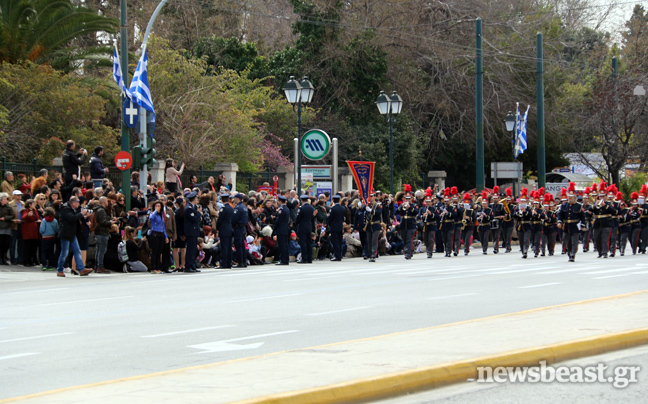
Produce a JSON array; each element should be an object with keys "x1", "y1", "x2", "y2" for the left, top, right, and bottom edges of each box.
[{"x1": 0, "y1": 0, "x2": 117, "y2": 70}]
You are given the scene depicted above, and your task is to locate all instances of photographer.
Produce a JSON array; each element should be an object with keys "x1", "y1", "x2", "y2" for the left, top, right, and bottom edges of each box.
[
  {"x1": 62, "y1": 140, "x2": 88, "y2": 186},
  {"x1": 89, "y1": 146, "x2": 109, "y2": 189}
]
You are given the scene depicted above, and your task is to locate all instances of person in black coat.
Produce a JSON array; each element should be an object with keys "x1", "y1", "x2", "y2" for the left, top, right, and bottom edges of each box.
[
  {"x1": 232, "y1": 193, "x2": 248, "y2": 268},
  {"x1": 295, "y1": 194, "x2": 315, "y2": 263},
  {"x1": 216, "y1": 193, "x2": 234, "y2": 268},
  {"x1": 327, "y1": 194, "x2": 346, "y2": 261},
  {"x1": 183, "y1": 192, "x2": 202, "y2": 273},
  {"x1": 61, "y1": 140, "x2": 87, "y2": 185},
  {"x1": 173, "y1": 198, "x2": 186, "y2": 271},
  {"x1": 56, "y1": 197, "x2": 92, "y2": 276},
  {"x1": 273, "y1": 195, "x2": 291, "y2": 265}
]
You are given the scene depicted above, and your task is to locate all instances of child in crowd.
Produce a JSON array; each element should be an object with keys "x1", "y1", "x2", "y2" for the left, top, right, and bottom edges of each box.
[
  {"x1": 39, "y1": 207, "x2": 59, "y2": 270},
  {"x1": 289, "y1": 232, "x2": 301, "y2": 262}
]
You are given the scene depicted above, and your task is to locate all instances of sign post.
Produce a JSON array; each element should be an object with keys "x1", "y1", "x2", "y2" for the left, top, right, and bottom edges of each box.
[
  {"x1": 115, "y1": 151, "x2": 133, "y2": 171},
  {"x1": 273, "y1": 175, "x2": 279, "y2": 194}
]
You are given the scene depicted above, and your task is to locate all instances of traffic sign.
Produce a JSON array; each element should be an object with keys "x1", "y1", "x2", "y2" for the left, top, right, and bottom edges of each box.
[
  {"x1": 301, "y1": 129, "x2": 331, "y2": 160},
  {"x1": 122, "y1": 98, "x2": 139, "y2": 128},
  {"x1": 272, "y1": 175, "x2": 279, "y2": 182},
  {"x1": 115, "y1": 151, "x2": 133, "y2": 170}
]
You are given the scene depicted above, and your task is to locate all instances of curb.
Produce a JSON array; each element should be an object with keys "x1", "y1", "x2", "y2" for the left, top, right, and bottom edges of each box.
[{"x1": 230, "y1": 327, "x2": 648, "y2": 404}]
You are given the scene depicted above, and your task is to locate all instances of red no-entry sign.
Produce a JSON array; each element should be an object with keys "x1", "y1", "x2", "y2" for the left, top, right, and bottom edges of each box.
[{"x1": 115, "y1": 151, "x2": 133, "y2": 171}]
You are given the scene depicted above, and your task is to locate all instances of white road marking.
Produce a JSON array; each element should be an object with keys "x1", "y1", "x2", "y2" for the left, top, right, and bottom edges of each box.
[
  {"x1": 187, "y1": 330, "x2": 298, "y2": 353},
  {"x1": 630, "y1": 271, "x2": 648, "y2": 274},
  {"x1": 428, "y1": 275, "x2": 481, "y2": 281},
  {"x1": 491, "y1": 266, "x2": 561, "y2": 274},
  {"x1": 426, "y1": 293, "x2": 477, "y2": 300},
  {"x1": 307, "y1": 306, "x2": 372, "y2": 316},
  {"x1": 581, "y1": 268, "x2": 636, "y2": 275},
  {"x1": 0, "y1": 332, "x2": 74, "y2": 343},
  {"x1": 22, "y1": 296, "x2": 134, "y2": 307},
  {"x1": 518, "y1": 282, "x2": 562, "y2": 289},
  {"x1": 224, "y1": 293, "x2": 303, "y2": 303},
  {"x1": 141, "y1": 325, "x2": 236, "y2": 338},
  {"x1": 284, "y1": 275, "x2": 345, "y2": 282},
  {"x1": 9, "y1": 288, "x2": 70, "y2": 295},
  {"x1": 0, "y1": 353, "x2": 41, "y2": 361},
  {"x1": 594, "y1": 274, "x2": 628, "y2": 279},
  {"x1": 509, "y1": 263, "x2": 547, "y2": 267}
]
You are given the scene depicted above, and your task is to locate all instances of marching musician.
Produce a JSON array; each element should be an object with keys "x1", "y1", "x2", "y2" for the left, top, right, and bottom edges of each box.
[
  {"x1": 617, "y1": 196, "x2": 631, "y2": 256},
  {"x1": 581, "y1": 187, "x2": 594, "y2": 253},
  {"x1": 592, "y1": 182, "x2": 615, "y2": 258},
  {"x1": 489, "y1": 186, "x2": 504, "y2": 254},
  {"x1": 418, "y1": 188, "x2": 439, "y2": 258},
  {"x1": 514, "y1": 188, "x2": 533, "y2": 259},
  {"x1": 557, "y1": 182, "x2": 585, "y2": 262},
  {"x1": 541, "y1": 193, "x2": 558, "y2": 256},
  {"x1": 459, "y1": 193, "x2": 477, "y2": 255},
  {"x1": 530, "y1": 189, "x2": 547, "y2": 258},
  {"x1": 640, "y1": 185, "x2": 648, "y2": 254},
  {"x1": 629, "y1": 191, "x2": 643, "y2": 255},
  {"x1": 476, "y1": 191, "x2": 493, "y2": 255},
  {"x1": 397, "y1": 185, "x2": 418, "y2": 260},
  {"x1": 608, "y1": 189, "x2": 622, "y2": 257},
  {"x1": 501, "y1": 187, "x2": 515, "y2": 253},
  {"x1": 440, "y1": 188, "x2": 456, "y2": 257},
  {"x1": 450, "y1": 187, "x2": 464, "y2": 256}
]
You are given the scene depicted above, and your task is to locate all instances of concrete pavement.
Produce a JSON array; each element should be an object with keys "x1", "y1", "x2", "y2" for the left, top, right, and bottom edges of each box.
[{"x1": 2, "y1": 290, "x2": 647, "y2": 404}]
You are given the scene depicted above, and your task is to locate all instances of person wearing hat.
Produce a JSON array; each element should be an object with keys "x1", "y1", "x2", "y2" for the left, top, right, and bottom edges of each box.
[
  {"x1": 459, "y1": 192, "x2": 477, "y2": 256},
  {"x1": 476, "y1": 191, "x2": 494, "y2": 255},
  {"x1": 489, "y1": 186, "x2": 504, "y2": 254},
  {"x1": 616, "y1": 195, "x2": 631, "y2": 256},
  {"x1": 231, "y1": 193, "x2": 248, "y2": 268},
  {"x1": 215, "y1": 193, "x2": 234, "y2": 268},
  {"x1": 418, "y1": 188, "x2": 439, "y2": 258},
  {"x1": 581, "y1": 187, "x2": 594, "y2": 252},
  {"x1": 327, "y1": 194, "x2": 346, "y2": 261},
  {"x1": 397, "y1": 185, "x2": 418, "y2": 260},
  {"x1": 529, "y1": 189, "x2": 547, "y2": 258},
  {"x1": 364, "y1": 192, "x2": 383, "y2": 262},
  {"x1": 608, "y1": 189, "x2": 623, "y2": 257},
  {"x1": 628, "y1": 192, "x2": 642, "y2": 255},
  {"x1": 557, "y1": 182, "x2": 585, "y2": 262},
  {"x1": 183, "y1": 191, "x2": 202, "y2": 272},
  {"x1": 638, "y1": 184, "x2": 648, "y2": 254},
  {"x1": 295, "y1": 194, "x2": 315, "y2": 263},
  {"x1": 592, "y1": 183, "x2": 615, "y2": 258},
  {"x1": 450, "y1": 187, "x2": 464, "y2": 256},
  {"x1": 273, "y1": 195, "x2": 291, "y2": 265},
  {"x1": 541, "y1": 193, "x2": 558, "y2": 256},
  {"x1": 439, "y1": 188, "x2": 456, "y2": 257},
  {"x1": 500, "y1": 187, "x2": 515, "y2": 253},
  {"x1": 514, "y1": 188, "x2": 533, "y2": 259}
]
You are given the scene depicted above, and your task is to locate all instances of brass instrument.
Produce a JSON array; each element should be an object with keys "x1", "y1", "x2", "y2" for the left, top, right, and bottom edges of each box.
[
  {"x1": 461, "y1": 209, "x2": 471, "y2": 231},
  {"x1": 503, "y1": 199, "x2": 512, "y2": 222}
]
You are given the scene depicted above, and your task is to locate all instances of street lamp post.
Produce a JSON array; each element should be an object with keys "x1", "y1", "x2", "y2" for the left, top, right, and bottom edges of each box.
[
  {"x1": 376, "y1": 91, "x2": 403, "y2": 195},
  {"x1": 284, "y1": 76, "x2": 314, "y2": 195},
  {"x1": 505, "y1": 111, "x2": 517, "y2": 196}
]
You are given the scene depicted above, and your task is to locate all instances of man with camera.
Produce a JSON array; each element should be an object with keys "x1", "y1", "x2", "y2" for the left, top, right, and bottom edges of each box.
[{"x1": 62, "y1": 140, "x2": 88, "y2": 186}]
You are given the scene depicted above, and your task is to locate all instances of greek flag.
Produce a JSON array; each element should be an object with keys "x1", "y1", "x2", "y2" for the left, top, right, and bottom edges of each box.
[
  {"x1": 112, "y1": 44, "x2": 132, "y2": 99},
  {"x1": 514, "y1": 104, "x2": 530, "y2": 158},
  {"x1": 129, "y1": 47, "x2": 155, "y2": 120}
]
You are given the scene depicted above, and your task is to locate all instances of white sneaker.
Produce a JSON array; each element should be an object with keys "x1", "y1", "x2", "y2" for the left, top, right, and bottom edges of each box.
[{"x1": 63, "y1": 267, "x2": 71, "y2": 273}]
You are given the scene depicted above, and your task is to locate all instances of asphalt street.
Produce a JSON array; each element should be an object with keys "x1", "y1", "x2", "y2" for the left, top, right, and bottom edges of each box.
[
  {"x1": 376, "y1": 345, "x2": 648, "y2": 404},
  {"x1": 1, "y1": 250, "x2": 647, "y2": 399}
]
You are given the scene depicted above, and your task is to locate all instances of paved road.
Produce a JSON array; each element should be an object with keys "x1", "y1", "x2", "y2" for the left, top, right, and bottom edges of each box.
[
  {"x1": 376, "y1": 345, "x2": 648, "y2": 404},
  {"x1": 1, "y1": 251, "x2": 647, "y2": 399}
]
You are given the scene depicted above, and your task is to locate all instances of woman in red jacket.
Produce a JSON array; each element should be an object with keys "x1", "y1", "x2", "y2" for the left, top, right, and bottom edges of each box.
[{"x1": 21, "y1": 199, "x2": 41, "y2": 267}]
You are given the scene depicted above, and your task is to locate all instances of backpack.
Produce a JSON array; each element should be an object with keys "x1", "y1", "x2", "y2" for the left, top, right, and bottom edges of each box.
[
  {"x1": 89, "y1": 209, "x2": 98, "y2": 232},
  {"x1": 117, "y1": 241, "x2": 129, "y2": 263}
]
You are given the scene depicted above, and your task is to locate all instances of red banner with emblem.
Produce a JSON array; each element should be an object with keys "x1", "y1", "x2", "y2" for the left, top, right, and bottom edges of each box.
[{"x1": 347, "y1": 161, "x2": 375, "y2": 203}]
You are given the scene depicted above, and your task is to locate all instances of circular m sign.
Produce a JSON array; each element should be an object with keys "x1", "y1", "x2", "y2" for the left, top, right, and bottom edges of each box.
[{"x1": 301, "y1": 129, "x2": 330, "y2": 160}]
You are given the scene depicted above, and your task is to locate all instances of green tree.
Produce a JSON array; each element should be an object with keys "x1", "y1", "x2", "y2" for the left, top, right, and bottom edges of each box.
[
  {"x1": 0, "y1": 0, "x2": 117, "y2": 71},
  {"x1": 0, "y1": 61, "x2": 118, "y2": 163},
  {"x1": 192, "y1": 36, "x2": 269, "y2": 80}
]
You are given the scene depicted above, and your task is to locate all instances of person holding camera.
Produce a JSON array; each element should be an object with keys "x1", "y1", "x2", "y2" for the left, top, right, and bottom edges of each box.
[
  {"x1": 56, "y1": 196, "x2": 93, "y2": 277},
  {"x1": 62, "y1": 140, "x2": 88, "y2": 186},
  {"x1": 89, "y1": 146, "x2": 109, "y2": 189}
]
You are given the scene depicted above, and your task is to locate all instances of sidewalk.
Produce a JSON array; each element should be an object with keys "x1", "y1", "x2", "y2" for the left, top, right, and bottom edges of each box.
[{"x1": 4, "y1": 291, "x2": 648, "y2": 404}]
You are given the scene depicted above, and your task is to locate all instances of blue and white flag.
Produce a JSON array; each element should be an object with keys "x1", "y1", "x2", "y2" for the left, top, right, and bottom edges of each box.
[
  {"x1": 112, "y1": 44, "x2": 132, "y2": 99},
  {"x1": 514, "y1": 104, "x2": 530, "y2": 158},
  {"x1": 129, "y1": 47, "x2": 155, "y2": 120}
]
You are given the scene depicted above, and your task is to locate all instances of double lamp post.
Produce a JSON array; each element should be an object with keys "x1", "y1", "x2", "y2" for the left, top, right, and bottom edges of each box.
[
  {"x1": 375, "y1": 91, "x2": 403, "y2": 195},
  {"x1": 283, "y1": 76, "x2": 315, "y2": 195}
]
